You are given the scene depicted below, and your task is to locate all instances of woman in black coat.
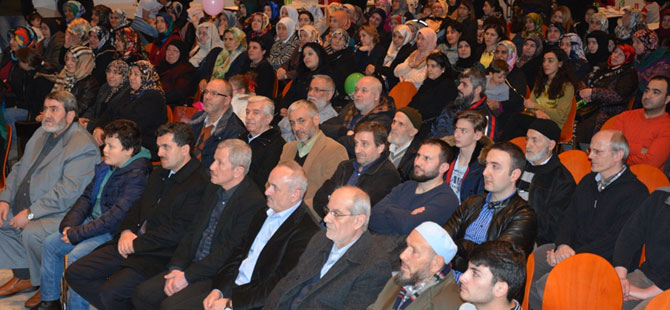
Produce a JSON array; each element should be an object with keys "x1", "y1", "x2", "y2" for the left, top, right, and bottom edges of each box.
[
  {"x1": 89, "y1": 26, "x2": 116, "y2": 85},
  {"x1": 280, "y1": 43, "x2": 334, "y2": 112},
  {"x1": 156, "y1": 40, "x2": 198, "y2": 107},
  {"x1": 327, "y1": 28, "x2": 356, "y2": 98},
  {"x1": 241, "y1": 36, "x2": 276, "y2": 98},
  {"x1": 408, "y1": 52, "x2": 458, "y2": 131},
  {"x1": 88, "y1": 60, "x2": 132, "y2": 139}
]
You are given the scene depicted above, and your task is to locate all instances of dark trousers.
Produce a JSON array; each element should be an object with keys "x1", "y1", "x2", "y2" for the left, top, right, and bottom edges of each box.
[
  {"x1": 65, "y1": 243, "x2": 146, "y2": 310},
  {"x1": 133, "y1": 271, "x2": 212, "y2": 310},
  {"x1": 500, "y1": 113, "x2": 536, "y2": 141}
]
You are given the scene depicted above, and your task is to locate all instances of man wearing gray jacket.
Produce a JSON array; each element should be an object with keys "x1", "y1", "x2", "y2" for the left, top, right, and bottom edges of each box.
[{"x1": 0, "y1": 91, "x2": 100, "y2": 298}]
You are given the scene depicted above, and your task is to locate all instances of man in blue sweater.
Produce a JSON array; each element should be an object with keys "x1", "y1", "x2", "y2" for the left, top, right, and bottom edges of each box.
[{"x1": 369, "y1": 139, "x2": 460, "y2": 235}]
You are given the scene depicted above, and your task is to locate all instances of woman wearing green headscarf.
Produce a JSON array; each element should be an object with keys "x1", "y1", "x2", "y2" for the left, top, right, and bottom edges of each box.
[
  {"x1": 512, "y1": 12, "x2": 543, "y2": 54},
  {"x1": 197, "y1": 27, "x2": 249, "y2": 90}
]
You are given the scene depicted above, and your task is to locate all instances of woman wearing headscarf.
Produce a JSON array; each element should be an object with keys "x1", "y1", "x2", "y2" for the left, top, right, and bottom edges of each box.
[
  {"x1": 198, "y1": 27, "x2": 248, "y2": 90},
  {"x1": 61, "y1": 18, "x2": 91, "y2": 66},
  {"x1": 545, "y1": 22, "x2": 565, "y2": 49},
  {"x1": 279, "y1": 42, "x2": 334, "y2": 111},
  {"x1": 267, "y1": 17, "x2": 300, "y2": 70},
  {"x1": 615, "y1": 8, "x2": 643, "y2": 43},
  {"x1": 157, "y1": 40, "x2": 198, "y2": 107},
  {"x1": 560, "y1": 33, "x2": 590, "y2": 81},
  {"x1": 278, "y1": 25, "x2": 321, "y2": 82},
  {"x1": 585, "y1": 30, "x2": 610, "y2": 71},
  {"x1": 453, "y1": 35, "x2": 483, "y2": 73},
  {"x1": 217, "y1": 10, "x2": 239, "y2": 38},
  {"x1": 89, "y1": 26, "x2": 116, "y2": 86},
  {"x1": 190, "y1": 21, "x2": 224, "y2": 68},
  {"x1": 632, "y1": 29, "x2": 670, "y2": 101},
  {"x1": 62, "y1": 0, "x2": 86, "y2": 25},
  {"x1": 355, "y1": 24, "x2": 386, "y2": 74},
  {"x1": 512, "y1": 12, "x2": 542, "y2": 54},
  {"x1": 167, "y1": 1, "x2": 195, "y2": 50},
  {"x1": 657, "y1": 8, "x2": 670, "y2": 44},
  {"x1": 109, "y1": 9, "x2": 129, "y2": 35},
  {"x1": 377, "y1": 24, "x2": 415, "y2": 89},
  {"x1": 492, "y1": 40, "x2": 527, "y2": 129},
  {"x1": 327, "y1": 28, "x2": 356, "y2": 97},
  {"x1": 393, "y1": 27, "x2": 437, "y2": 89},
  {"x1": 97, "y1": 60, "x2": 166, "y2": 159},
  {"x1": 114, "y1": 27, "x2": 144, "y2": 64},
  {"x1": 280, "y1": 5, "x2": 300, "y2": 26},
  {"x1": 576, "y1": 44, "x2": 638, "y2": 144},
  {"x1": 1, "y1": 27, "x2": 38, "y2": 136},
  {"x1": 87, "y1": 60, "x2": 131, "y2": 138},
  {"x1": 408, "y1": 51, "x2": 458, "y2": 129},
  {"x1": 91, "y1": 5, "x2": 111, "y2": 29},
  {"x1": 587, "y1": 12, "x2": 609, "y2": 35},
  {"x1": 447, "y1": 0, "x2": 462, "y2": 18},
  {"x1": 427, "y1": 0, "x2": 449, "y2": 33},
  {"x1": 391, "y1": 0, "x2": 413, "y2": 21},
  {"x1": 38, "y1": 19, "x2": 66, "y2": 69},
  {"x1": 41, "y1": 45, "x2": 100, "y2": 120},
  {"x1": 517, "y1": 34, "x2": 543, "y2": 89},
  {"x1": 244, "y1": 12, "x2": 273, "y2": 44},
  {"x1": 263, "y1": 1, "x2": 280, "y2": 25},
  {"x1": 368, "y1": 8, "x2": 391, "y2": 46},
  {"x1": 147, "y1": 12, "x2": 180, "y2": 66}
]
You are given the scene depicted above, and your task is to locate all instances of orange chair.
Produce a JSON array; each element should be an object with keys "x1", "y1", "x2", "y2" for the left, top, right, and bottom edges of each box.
[
  {"x1": 646, "y1": 289, "x2": 670, "y2": 310},
  {"x1": 510, "y1": 136, "x2": 527, "y2": 154},
  {"x1": 542, "y1": 253, "x2": 623, "y2": 310},
  {"x1": 600, "y1": 115, "x2": 618, "y2": 131},
  {"x1": 627, "y1": 96, "x2": 635, "y2": 110},
  {"x1": 272, "y1": 72, "x2": 279, "y2": 99},
  {"x1": 282, "y1": 80, "x2": 293, "y2": 98},
  {"x1": 0, "y1": 124, "x2": 13, "y2": 191},
  {"x1": 558, "y1": 97, "x2": 577, "y2": 149},
  {"x1": 525, "y1": 85, "x2": 531, "y2": 99},
  {"x1": 388, "y1": 82, "x2": 417, "y2": 109},
  {"x1": 630, "y1": 164, "x2": 670, "y2": 193},
  {"x1": 166, "y1": 105, "x2": 174, "y2": 122},
  {"x1": 558, "y1": 150, "x2": 591, "y2": 183},
  {"x1": 173, "y1": 106, "x2": 199, "y2": 123},
  {"x1": 521, "y1": 252, "x2": 535, "y2": 310}
]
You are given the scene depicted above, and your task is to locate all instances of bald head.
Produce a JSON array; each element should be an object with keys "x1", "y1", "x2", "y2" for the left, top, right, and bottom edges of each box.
[
  {"x1": 203, "y1": 79, "x2": 232, "y2": 117},
  {"x1": 353, "y1": 77, "x2": 382, "y2": 115}
]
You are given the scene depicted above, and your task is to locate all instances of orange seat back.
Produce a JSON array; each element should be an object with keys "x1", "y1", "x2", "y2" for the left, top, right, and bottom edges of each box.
[
  {"x1": 646, "y1": 289, "x2": 670, "y2": 310},
  {"x1": 0, "y1": 124, "x2": 12, "y2": 191},
  {"x1": 272, "y1": 72, "x2": 279, "y2": 99},
  {"x1": 282, "y1": 80, "x2": 293, "y2": 98},
  {"x1": 558, "y1": 150, "x2": 591, "y2": 183},
  {"x1": 600, "y1": 115, "x2": 618, "y2": 131},
  {"x1": 389, "y1": 82, "x2": 417, "y2": 109},
  {"x1": 630, "y1": 164, "x2": 670, "y2": 193},
  {"x1": 542, "y1": 253, "x2": 622, "y2": 310},
  {"x1": 166, "y1": 106, "x2": 174, "y2": 122},
  {"x1": 173, "y1": 106, "x2": 200, "y2": 123},
  {"x1": 559, "y1": 97, "x2": 577, "y2": 143},
  {"x1": 510, "y1": 137, "x2": 527, "y2": 154},
  {"x1": 627, "y1": 96, "x2": 635, "y2": 110},
  {"x1": 521, "y1": 252, "x2": 535, "y2": 310}
]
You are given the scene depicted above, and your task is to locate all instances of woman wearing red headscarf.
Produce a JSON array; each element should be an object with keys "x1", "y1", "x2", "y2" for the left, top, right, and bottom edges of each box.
[{"x1": 576, "y1": 44, "x2": 638, "y2": 144}]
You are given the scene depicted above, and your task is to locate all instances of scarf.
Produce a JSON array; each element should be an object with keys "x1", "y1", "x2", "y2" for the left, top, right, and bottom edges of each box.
[
  {"x1": 90, "y1": 26, "x2": 110, "y2": 53},
  {"x1": 47, "y1": 45, "x2": 95, "y2": 92},
  {"x1": 277, "y1": 17, "x2": 296, "y2": 44},
  {"x1": 281, "y1": 6, "x2": 299, "y2": 26},
  {"x1": 130, "y1": 60, "x2": 163, "y2": 98},
  {"x1": 263, "y1": 1, "x2": 279, "y2": 24},
  {"x1": 158, "y1": 39, "x2": 189, "y2": 72},
  {"x1": 332, "y1": 10, "x2": 351, "y2": 31},
  {"x1": 103, "y1": 60, "x2": 129, "y2": 102},
  {"x1": 392, "y1": 265, "x2": 451, "y2": 310},
  {"x1": 658, "y1": 8, "x2": 670, "y2": 41},
  {"x1": 111, "y1": 9, "x2": 128, "y2": 30},
  {"x1": 496, "y1": 40, "x2": 517, "y2": 70},
  {"x1": 517, "y1": 34, "x2": 543, "y2": 67},
  {"x1": 409, "y1": 27, "x2": 437, "y2": 68},
  {"x1": 563, "y1": 33, "x2": 587, "y2": 61},
  {"x1": 7, "y1": 26, "x2": 36, "y2": 61},
  {"x1": 66, "y1": 18, "x2": 91, "y2": 46},
  {"x1": 370, "y1": 8, "x2": 387, "y2": 34},
  {"x1": 522, "y1": 12, "x2": 543, "y2": 39},
  {"x1": 384, "y1": 25, "x2": 412, "y2": 67},
  {"x1": 212, "y1": 27, "x2": 246, "y2": 79},
  {"x1": 191, "y1": 21, "x2": 225, "y2": 67},
  {"x1": 64, "y1": 0, "x2": 86, "y2": 23},
  {"x1": 455, "y1": 36, "x2": 480, "y2": 70},
  {"x1": 434, "y1": 0, "x2": 449, "y2": 18},
  {"x1": 585, "y1": 30, "x2": 610, "y2": 68},
  {"x1": 115, "y1": 27, "x2": 141, "y2": 61},
  {"x1": 299, "y1": 25, "x2": 322, "y2": 46},
  {"x1": 633, "y1": 29, "x2": 659, "y2": 62},
  {"x1": 246, "y1": 12, "x2": 271, "y2": 38},
  {"x1": 615, "y1": 9, "x2": 642, "y2": 41},
  {"x1": 156, "y1": 11, "x2": 175, "y2": 38}
]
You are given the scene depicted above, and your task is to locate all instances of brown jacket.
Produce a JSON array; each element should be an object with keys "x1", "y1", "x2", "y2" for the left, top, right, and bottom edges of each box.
[
  {"x1": 367, "y1": 270, "x2": 463, "y2": 310},
  {"x1": 279, "y1": 130, "x2": 348, "y2": 209}
]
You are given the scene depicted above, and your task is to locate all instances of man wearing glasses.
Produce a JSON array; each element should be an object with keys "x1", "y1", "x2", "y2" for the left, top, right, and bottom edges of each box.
[
  {"x1": 278, "y1": 75, "x2": 339, "y2": 142},
  {"x1": 264, "y1": 186, "x2": 392, "y2": 309},
  {"x1": 191, "y1": 79, "x2": 246, "y2": 169}
]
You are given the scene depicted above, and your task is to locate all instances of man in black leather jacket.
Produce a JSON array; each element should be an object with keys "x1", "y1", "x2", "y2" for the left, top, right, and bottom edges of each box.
[
  {"x1": 443, "y1": 141, "x2": 537, "y2": 280},
  {"x1": 517, "y1": 119, "x2": 576, "y2": 246}
]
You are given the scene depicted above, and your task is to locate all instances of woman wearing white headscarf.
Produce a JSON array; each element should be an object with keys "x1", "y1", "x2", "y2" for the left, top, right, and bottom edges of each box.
[
  {"x1": 267, "y1": 17, "x2": 299, "y2": 70},
  {"x1": 189, "y1": 21, "x2": 224, "y2": 67},
  {"x1": 377, "y1": 24, "x2": 415, "y2": 89},
  {"x1": 280, "y1": 5, "x2": 299, "y2": 25}
]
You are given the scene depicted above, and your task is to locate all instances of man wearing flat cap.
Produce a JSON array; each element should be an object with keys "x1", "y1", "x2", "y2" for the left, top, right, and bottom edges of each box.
[
  {"x1": 368, "y1": 221, "x2": 463, "y2": 309},
  {"x1": 387, "y1": 107, "x2": 423, "y2": 182},
  {"x1": 517, "y1": 119, "x2": 575, "y2": 246}
]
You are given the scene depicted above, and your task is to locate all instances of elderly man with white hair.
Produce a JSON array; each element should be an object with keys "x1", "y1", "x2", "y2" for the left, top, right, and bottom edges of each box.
[{"x1": 368, "y1": 221, "x2": 463, "y2": 309}]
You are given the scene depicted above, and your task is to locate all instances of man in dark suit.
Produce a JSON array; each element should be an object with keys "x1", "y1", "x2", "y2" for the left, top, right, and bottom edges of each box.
[
  {"x1": 65, "y1": 123, "x2": 209, "y2": 310},
  {"x1": 199, "y1": 161, "x2": 320, "y2": 310},
  {"x1": 264, "y1": 186, "x2": 391, "y2": 309},
  {"x1": 132, "y1": 138, "x2": 267, "y2": 309}
]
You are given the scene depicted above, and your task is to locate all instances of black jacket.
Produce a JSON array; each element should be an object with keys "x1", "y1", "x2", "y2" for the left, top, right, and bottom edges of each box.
[
  {"x1": 239, "y1": 128, "x2": 285, "y2": 190},
  {"x1": 86, "y1": 83, "x2": 132, "y2": 132},
  {"x1": 115, "y1": 158, "x2": 209, "y2": 277},
  {"x1": 190, "y1": 108, "x2": 246, "y2": 169},
  {"x1": 169, "y1": 178, "x2": 267, "y2": 283},
  {"x1": 554, "y1": 168, "x2": 648, "y2": 263},
  {"x1": 328, "y1": 47, "x2": 356, "y2": 98},
  {"x1": 524, "y1": 155, "x2": 576, "y2": 246},
  {"x1": 71, "y1": 75, "x2": 100, "y2": 117},
  {"x1": 444, "y1": 193, "x2": 537, "y2": 272},
  {"x1": 313, "y1": 155, "x2": 401, "y2": 218},
  {"x1": 408, "y1": 72, "x2": 458, "y2": 123},
  {"x1": 213, "y1": 202, "x2": 320, "y2": 310},
  {"x1": 395, "y1": 137, "x2": 421, "y2": 182}
]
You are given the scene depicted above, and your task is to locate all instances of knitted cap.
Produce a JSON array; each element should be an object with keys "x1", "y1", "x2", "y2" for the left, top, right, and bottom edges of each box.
[{"x1": 398, "y1": 106, "x2": 422, "y2": 130}]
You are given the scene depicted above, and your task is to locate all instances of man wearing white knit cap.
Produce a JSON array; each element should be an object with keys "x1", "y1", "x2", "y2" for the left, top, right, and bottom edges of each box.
[{"x1": 367, "y1": 221, "x2": 463, "y2": 309}]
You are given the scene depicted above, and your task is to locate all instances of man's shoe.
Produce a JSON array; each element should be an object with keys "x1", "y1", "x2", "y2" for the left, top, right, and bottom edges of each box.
[
  {"x1": 24, "y1": 290, "x2": 41, "y2": 308},
  {"x1": 29, "y1": 300, "x2": 62, "y2": 310},
  {"x1": 0, "y1": 277, "x2": 35, "y2": 297}
]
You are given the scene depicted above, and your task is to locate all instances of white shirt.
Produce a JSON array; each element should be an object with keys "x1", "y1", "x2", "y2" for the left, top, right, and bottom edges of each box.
[{"x1": 449, "y1": 154, "x2": 468, "y2": 202}]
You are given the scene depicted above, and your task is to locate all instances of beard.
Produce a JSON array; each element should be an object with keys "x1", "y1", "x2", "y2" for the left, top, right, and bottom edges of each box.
[
  {"x1": 42, "y1": 117, "x2": 67, "y2": 133},
  {"x1": 454, "y1": 92, "x2": 475, "y2": 110},
  {"x1": 526, "y1": 145, "x2": 551, "y2": 164},
  {"x1": 411, "y1": 166, "x2": 440, "y2": 182},
  {"x1": 393, "y1": 270, "x2": 423, "y2": 287}
]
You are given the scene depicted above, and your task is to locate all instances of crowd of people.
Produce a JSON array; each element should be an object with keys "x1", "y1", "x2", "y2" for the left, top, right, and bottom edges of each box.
[{"x1": 0, "y1": 0, "x2": 670, "y2": 309}]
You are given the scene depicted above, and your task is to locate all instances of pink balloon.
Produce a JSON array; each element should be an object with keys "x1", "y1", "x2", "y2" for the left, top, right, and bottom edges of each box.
[{"x1": 202, "y1": 0, "x2": 224, "y2": 16}]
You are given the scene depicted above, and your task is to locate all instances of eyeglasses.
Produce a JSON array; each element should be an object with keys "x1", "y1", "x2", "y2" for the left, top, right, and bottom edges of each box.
[
  {"x1": 202, "y1": 89, "x2": 229, "y2": 97},
  {"x1": 324, "y1": 206, "x2": 357, "y2": 218}
]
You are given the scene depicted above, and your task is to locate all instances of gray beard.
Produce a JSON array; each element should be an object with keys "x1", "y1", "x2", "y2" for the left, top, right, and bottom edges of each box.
[{"x1": 454, "y1": 93, "x2": 475, "y2": 110}]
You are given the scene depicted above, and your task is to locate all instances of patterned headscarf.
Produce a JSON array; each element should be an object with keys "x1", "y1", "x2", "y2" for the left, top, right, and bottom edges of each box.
[
  {"x1": 496, "y1": 40, "x2": 517, "y2": 70},
  {"x1": 49, "y1": 45, "x2": 96, "y2": 92},
  {"x1": 522, "y1": 13, "x2": 543, "y2": 39},
  {"x1": 191, "y1": 21, "x2": 225, "y2": 67},
  {"x1": 130, "y1": 60, "x2": 163, "y2": 98},
  {"x1": 299, "y1": 25, "x2": 322, "y2": 46},
  {"x1": 332, "y1": 10, "x2": 351, "y2": 31},
  {"x1": 246, "y1": 12, "x2": 271, "y2": 36},
  {"x1": 632, "y1": 29, "x2": 659, "y2": 57},
  {"x1": 90, "y1": 26, "x2": 110, "y2": 51},
  {"x1": 115, "y1": 27, "x2": 141, "y2": 60},
  {"x1": 562, "y1": 33, "x2": 586, "y2": 61},
  {"x1": 66, "y1": 18, "x2": 91, "y2": 46},
  {"x1": 608, "y1": 44, "x2": 635, "y2": 68},
  {"x1": 219, "y1": 10, "x2": 238, "y2": 29},
  {"x1": 7, "y1": 26, "x2": 37, "y2": 49},
  {"x1": 590, "y1": 13, "x2": 609, "y2": 33},
  {"x1": 106, "y1": 59, "x2": 129, "y2": 86},
  {"x1": 212, "y1": 27, "x2": 247, "y2": 79},
  {"x1": 63, "y1": 0, "x2": 86, "y2": 22},
  {"x1": 111, "y1": 9, "x2": 128, "y2": 30},
  {"x1": 615, "y1": 9, "x2": 642, "y2": 40}
]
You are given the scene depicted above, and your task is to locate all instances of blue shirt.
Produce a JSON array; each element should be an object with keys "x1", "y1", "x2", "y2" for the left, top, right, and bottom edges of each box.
[
  {"x1": 319, "y1": 235, "x2": 361, "y2": 278},
  {"x1": 235, "y1": 201, "x2": 301, "y2": 286},
  {"x1": 346, "y1": 158, "x2": 380, "y2": 186}
]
